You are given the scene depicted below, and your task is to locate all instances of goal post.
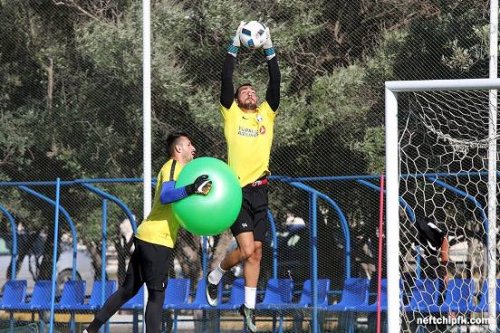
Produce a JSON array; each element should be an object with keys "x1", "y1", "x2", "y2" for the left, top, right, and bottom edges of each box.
[{"x1": 385, "y1": 78, "x2": 500, "y2": 333}]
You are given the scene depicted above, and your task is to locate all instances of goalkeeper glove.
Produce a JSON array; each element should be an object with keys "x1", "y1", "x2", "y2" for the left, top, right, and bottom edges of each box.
[
  {"x1": 227, "y1": 21, "x2": 246, "y2": 57},
  {"x1": 186, "y1": 175, "x2": 212, "y2": 195},
  {"x1": 263, "y1": 27, "x2": 275, "y2": 60}
]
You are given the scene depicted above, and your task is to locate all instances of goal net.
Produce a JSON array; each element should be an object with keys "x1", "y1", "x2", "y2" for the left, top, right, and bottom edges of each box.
[{"x1": 385, "y1": 79, "x2": 499, "y2": 333}]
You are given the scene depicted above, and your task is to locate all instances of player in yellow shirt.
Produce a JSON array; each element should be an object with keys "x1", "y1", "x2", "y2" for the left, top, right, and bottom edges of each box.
[
  {"x1": 205, "y1": 22, "x2": 281, "y2": 332},
  {"x1": 84, "y1": 132, "x2": 211, "y2": 333}
]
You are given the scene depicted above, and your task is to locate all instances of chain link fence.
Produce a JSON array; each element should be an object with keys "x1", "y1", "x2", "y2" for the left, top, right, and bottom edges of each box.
[{"x1": 0, "y1": 0, "x2": 494, "y2": 331}]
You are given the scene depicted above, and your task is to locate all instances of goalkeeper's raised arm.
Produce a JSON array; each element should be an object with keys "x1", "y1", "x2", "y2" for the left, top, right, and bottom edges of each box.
[
  {"x1": 220, "y1": 22, "x2": 244, "y2": 109},
  {"x1": 263, "y1": 27, "x2": 280, "y2": 112},
  {"x1": 220, "y1": 23, "x2": 281, "y2": 112}
]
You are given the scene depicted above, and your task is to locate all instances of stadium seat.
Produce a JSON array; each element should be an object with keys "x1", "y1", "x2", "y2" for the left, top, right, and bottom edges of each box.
[
  {"x1": 167, "y1": 278, "x2": 221, "y2": 333},
  {"x1": 162, "y1": 278, "x2": 191, "y2": 333},
  {"x1": 347, "y1": 279, "x2": 388, "y2": 333},
  {"x1": 473, "y1": 279, "x2": 500, "y2": 312},
  {"x1": 121, "y1": 285, "x2": 145, "y2": 311},
  {"x1": 51, "y1": 280, "x2": 87, "y2": 310},
  {"x1": 7, "y1": 280, "x2": 86, "y2": 311},
  {"x1": 163, "y1": 278, "x2": 191, "y2": 309},
  {"x1": 404, "y1": 279, "x2": 441, "y2": 313},
  {"x1": 348, "y1": 279, "x2": 388, "y2": 312},
  {"x1": 65, "y1": 280, "x2": 116, "y2": 312},
  {"x1": 170, "y1": 277, "x2": 221, "y2": 311},
  {"x1": 48, "y1": 280, "x2": 87, "y2": 333},
  {"x1": 322, "y1": 278, "x2": 370, "y2": 333},
  {"x1": 216, "y1": 278, "x2": 245, "y2": 311},
  {"x1": 15, "y1": 280, "x2": 86, "y2": 312},
  {"x1": 292, "y1": 279, "x2": 330, "y2": 310},
  {"x1": 0, "y1": 280, "x2": 28, "y2": 330},
  {"x1": 0, "y1": 280, "x2": 27, "y2": 310},
  {"x1": 276, "y1": 278, "x2": 330, "y2": 333},
  {"x1": 6, "y1": 280, "x2": 52, "y2": 311},
  {"x1": 256, "y1": 278, "x2": 294, "y2": 310},
  {"x1": 255, "y1": 278, "x2": 294, "y2": 333},
  {"x1": 284, "y1": 278, "x2": 330, "y2": 309},
  {"x1": 427, "y1": 278, "x2": 475, "y2": 313},
  {"x1": 324, "y1": 277, "x2": 370, "y2": 311}
]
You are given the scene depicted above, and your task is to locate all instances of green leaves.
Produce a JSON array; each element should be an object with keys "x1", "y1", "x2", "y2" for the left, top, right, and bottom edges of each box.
[
  {"x1": 0, "y1": 107, "x2": 38, "y2": 168},
  {"x1": 0, "y1": 0, "x2": 492, "y2": 236}
]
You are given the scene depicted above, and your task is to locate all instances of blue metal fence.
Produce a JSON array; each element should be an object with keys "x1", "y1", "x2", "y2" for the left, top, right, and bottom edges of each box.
[{"x1": 0, "y1": 172, "x2": 488, "y2": 332}]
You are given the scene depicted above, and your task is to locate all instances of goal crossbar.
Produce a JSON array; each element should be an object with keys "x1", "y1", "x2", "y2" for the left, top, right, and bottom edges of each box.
[{"x1": 386, "y1": 78, "x2": 500, "y2": 92}]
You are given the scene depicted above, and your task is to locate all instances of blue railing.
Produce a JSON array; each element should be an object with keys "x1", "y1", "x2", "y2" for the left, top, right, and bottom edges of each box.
[
  {"x1": 49, "y1": 178, "x2": 62, "y2": 333},
  {"x1": 18, "y1": 185, "x2": 79, "y2": 281},
  {"x1": 0, "y1": 177, "x2": 351, "y2": 333},
  {"x1": 0, "y1": 172, "x2": 491, "y2": 333}
]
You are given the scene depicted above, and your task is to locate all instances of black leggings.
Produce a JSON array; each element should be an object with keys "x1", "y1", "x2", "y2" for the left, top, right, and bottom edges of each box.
[{"x1": 86, "y1": 286, "x2": 165, "y2": 333}]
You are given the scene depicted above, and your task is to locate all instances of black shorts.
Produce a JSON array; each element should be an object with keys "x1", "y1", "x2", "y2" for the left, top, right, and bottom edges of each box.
[
  {"x1": 122, "y1": 237, "x2": 172, "y2": 292},
  {"x1": 230, "y1": 183, "x2": 268, "y2": 242}
]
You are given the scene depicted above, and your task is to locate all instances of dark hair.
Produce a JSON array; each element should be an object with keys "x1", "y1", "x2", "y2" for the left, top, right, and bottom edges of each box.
[
  {"x1": 234, "y1": 82, "x2": 253, "y2": 99},
  {"x1": 166, "y1": 131, "x2": 190, "y2": 156}
]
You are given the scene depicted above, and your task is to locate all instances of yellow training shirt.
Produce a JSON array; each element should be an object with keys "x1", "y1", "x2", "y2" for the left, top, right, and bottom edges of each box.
[
  {"x1": 220, "y1": 100, "x2": 276, "y2": 187},
  {"x1": 135, "y1": 159, "x2": 182, "y2": 248}
]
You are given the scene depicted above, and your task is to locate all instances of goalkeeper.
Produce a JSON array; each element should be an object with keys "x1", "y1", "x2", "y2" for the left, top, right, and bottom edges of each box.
[
  {"x1": 414, "y1": 217, "x2": 450, "y2": 285},
  {"x1": 407, "y1": 217, "x2": 450, "y2": 332},
  {"x1": 83, "y1": 132, "x2": 211, "y2": 333},
  {"x1": 204, "y1": 22, "x2": 280, "y2": 333}
]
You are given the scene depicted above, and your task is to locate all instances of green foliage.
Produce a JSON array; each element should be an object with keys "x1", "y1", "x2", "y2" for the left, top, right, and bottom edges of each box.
[
  {"x1": 0, "y1": 108, "x2": 38, "y2": 169},
  {"x1": 76, "y1": 15, "x2": 142, "y2": 85},
  {"x1": 353, "y1": 126, "x2": 385, "y2": 174},
  {"x1": 0, "y1": 0, "x2": 492, "y2": 252},
  {"x1": 309, "y1": 65, "x2": 369, "y2": 139},
  {"x1": 394, "y1": 0, "x2": 489, "y2": 79}
]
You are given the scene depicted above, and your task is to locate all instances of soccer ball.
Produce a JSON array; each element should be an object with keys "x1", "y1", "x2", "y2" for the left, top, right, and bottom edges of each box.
[{"x1": 239, "y1": 21, "x2": 268, "y2": 49}]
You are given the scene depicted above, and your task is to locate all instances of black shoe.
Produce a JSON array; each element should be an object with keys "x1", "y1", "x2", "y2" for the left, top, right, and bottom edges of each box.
[
  {"x1": 205, "y1": 275, "x2": 219, "y2": 307},
  {"x1": 239, "y1": 304, "x2": 257, "y2": 332}
]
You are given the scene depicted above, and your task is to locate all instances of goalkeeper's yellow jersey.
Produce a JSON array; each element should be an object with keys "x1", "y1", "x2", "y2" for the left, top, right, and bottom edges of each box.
[
  {"x1": 135, "y1": 159, "x2": 182, "y2": 248},
  {"x1": 220, "y1": 100, "x2": 276, "y2": 187}
]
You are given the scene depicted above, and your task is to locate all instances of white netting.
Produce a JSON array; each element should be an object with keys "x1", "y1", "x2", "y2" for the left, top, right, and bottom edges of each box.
[{"x1": 398, "y1": 89, "x2": 496, "y2": 332}]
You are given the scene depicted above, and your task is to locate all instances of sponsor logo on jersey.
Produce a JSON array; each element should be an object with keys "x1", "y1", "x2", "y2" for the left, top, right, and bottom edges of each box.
[{"x1": 238, "y1": 126, "x2": 258, "y2": 137}]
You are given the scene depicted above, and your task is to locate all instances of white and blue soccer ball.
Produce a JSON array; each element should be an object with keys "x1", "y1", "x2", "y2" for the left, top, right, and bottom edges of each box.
[{"x1": 239, "y1": 21, "x2": 268, "y2": 49}]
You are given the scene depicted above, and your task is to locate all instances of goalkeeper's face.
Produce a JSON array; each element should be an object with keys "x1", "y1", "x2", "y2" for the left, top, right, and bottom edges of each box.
[
  {"x1": 237, "y1": 85, "x2": 258, "y2": 111},
  {"x1": 177, "y1": 136, "x2": 196, "y2": 163}
]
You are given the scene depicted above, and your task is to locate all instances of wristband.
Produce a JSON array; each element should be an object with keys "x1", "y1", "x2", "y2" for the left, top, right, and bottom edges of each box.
[
  {"x1": 227, "y1": 44, "x2": 239, "y2": 57},
  {"x1": 185, "y1": 184, "x2": 195, "y2": 195},
  {"x1": 264, "y1": 47, "x2": 275, "y2": 60}
]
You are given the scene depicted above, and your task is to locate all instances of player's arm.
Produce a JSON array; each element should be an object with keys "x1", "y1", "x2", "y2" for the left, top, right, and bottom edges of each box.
[
  {"x1": 263, "y1": 27, "x2": 281, "y2": 112},
  {"x1": 440, "y1": 235, "x2": 449, "y2": 263},
  {"x1": 440, "y1": 235, "x2": 450, "y2": 283},
  {"x1": 221, "y1": 22, "x2": 245, "y2": 109},
  {"x1": 220, "y1": 55, "x2": 236, "y2": 109},
  {"x1": 160, "y1": 175, "x2": 212, "y2": 204}
]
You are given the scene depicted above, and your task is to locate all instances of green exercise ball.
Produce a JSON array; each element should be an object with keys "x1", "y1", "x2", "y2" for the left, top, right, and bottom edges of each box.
[{"x1": 172, "y1": 157, "x2": 242, "y2": 236}]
